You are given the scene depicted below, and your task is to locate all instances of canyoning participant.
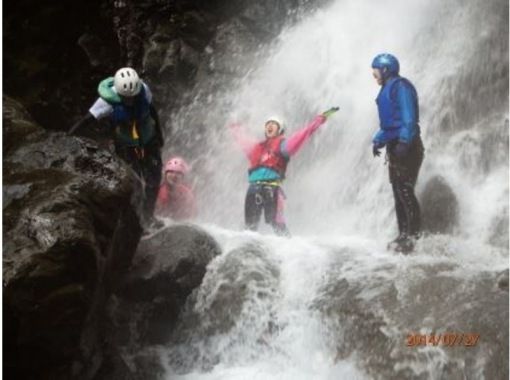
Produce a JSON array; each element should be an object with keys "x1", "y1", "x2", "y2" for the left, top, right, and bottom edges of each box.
[
  {"x1": 155, "y1": 157, "x2": 196, "y2": 220},
  {"x1": 229, "y1": 107, "x2": 339, "y2": 236},
  {"x1": 69, "y1": 67, "x2": 164, "y2": 225},
  {"x1": 371, "y1": 53, "x2": 424, "y2": 253}
]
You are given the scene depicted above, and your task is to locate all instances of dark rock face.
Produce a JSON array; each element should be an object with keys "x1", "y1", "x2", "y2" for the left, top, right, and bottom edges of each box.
[
  {"x1": 420, "y1": 175, "x2": 459, "y2": 235},
  {"x1": 116, "y1": 224, "x2": 221, "y2": 345},
  {"x1": 3, "y1": 96, "x2": 142, "y2": 379},
  {"x1": 3, "y1": 97, "x2": 221, "y2": 379},
  {"x1": 87, "y1": 224, "x2": 221, "y2": 380},
  {"x1": 3, "y1": 0, "x2": 115, "y2": 131}
]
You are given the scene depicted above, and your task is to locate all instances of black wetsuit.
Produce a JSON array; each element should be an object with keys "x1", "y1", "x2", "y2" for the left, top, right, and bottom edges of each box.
[
  {"x1": 388, "y1": 136, "x2": 424, "y2": 240},
  {"x1": 115, "y1": 136, "x2": 162, "y2": 222},
  {"x1": 244, "y1": 183, "x2": 290, "y2": 237}
]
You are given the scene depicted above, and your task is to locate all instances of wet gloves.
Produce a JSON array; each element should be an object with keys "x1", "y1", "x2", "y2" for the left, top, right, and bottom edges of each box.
[
  {"x1": 372, "y1": 142, "x2": 384, "y2": 157},
  {"x1": 372, "y1": 142, "x2": 410, "y2": 158},
  {"x1": 393, "y1": 142, "x2": 410, "y2": 158},
  {"x1": 322, "y1": 107, "x2": 340, "y2": 118}
]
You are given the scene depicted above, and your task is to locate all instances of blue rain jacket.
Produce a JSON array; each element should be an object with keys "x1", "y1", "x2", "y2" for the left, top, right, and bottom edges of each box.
[{"x1": 373, "y1": 76, "x2": 420, "y2": 145}]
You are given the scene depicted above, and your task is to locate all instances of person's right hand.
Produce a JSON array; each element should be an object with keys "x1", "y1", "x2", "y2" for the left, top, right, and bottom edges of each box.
[{"x1": 372, "y1": 142, "x2": 384, "y2": 157}]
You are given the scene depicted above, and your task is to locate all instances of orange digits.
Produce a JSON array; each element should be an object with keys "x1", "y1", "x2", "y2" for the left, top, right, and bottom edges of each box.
[
  {"x1": 428, "y1": 335, "x2": 440, "y2": 346},
  {"x1": 464, "y1": 333, "x2": 480, "y2": 347},
  {"x1": 408, "y1": 332, "x2": 480, "y2": 347}
]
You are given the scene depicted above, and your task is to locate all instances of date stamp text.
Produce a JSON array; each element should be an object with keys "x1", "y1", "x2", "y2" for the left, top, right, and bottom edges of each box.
[{"x1": 406, "y1": 333, "x2": 480, "y2": 347}]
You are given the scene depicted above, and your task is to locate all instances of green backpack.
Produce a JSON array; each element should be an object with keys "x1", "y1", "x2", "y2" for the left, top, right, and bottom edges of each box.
[{"x1": 98, "y1": 77, "x2": 122, "y2": 104}]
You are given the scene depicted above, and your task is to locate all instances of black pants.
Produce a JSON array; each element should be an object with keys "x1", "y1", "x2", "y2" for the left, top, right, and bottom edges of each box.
[
  {"x1": 245, "y1": 183, "x2": 290, "y2": 236},
  {"x1": 388, "y1": 137, "x2": 424, "y2": 238},
  {"x1": 115, "y1": 140, "x2": 162, "y2": 222}
]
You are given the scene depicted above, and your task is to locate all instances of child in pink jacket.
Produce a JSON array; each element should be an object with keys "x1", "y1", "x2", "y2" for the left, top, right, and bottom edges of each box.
[
  {"x1": 156, "y1": 157, "x2": 196, "y2": 221},
  {"x1": 229, "y1": 107, "x2": 338, "y2": 236}
]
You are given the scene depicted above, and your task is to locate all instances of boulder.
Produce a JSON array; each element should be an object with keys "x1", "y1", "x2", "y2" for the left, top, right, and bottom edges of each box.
[
  {"x1": 316, "y1": 251, "x2": 509, "y2": 380},
  {"x1": 165, "y1": 241, "x2": 280, "y2": 373},
  {"x1": 119, "y1": 224, "x2": 222, "y2": 344},
  {"x1": 497, "y1": 269, "x2": 509, "y2": 291},
  {"x1": 3, "y1": 96, "x2": 142, "y2": 380},
  {"x1": 420, "y1": 175, "x2": 460, "y2": 234},
  {"x1": 90, "y1": 224, "x2": 221, "y2": 379}
]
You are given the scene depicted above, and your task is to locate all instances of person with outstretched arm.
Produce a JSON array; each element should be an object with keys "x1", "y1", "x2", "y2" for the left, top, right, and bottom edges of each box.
[
  {"x1": 229, "y1": 107, "x2": 339, "y2": 236},
  {"x1": 69, "y1": 67, "x2": 164, "y2": 226},
  {"x1": 371, "y1": 53, "x2": 425, "y2": 253}
]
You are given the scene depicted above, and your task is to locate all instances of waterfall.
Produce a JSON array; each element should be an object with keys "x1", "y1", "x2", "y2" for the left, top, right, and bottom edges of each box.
[
  {"x1": 160, "y1": 0, "x2": 508, "y2": 378},
  {"x1": 169, "y1": 0, "x2": 508, "y2": 244}
]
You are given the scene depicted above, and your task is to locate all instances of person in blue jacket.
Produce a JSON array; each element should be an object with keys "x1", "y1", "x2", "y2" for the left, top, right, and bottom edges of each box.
[{"x1": 371, "y1": 53, "x2": 425, "y2": 253}]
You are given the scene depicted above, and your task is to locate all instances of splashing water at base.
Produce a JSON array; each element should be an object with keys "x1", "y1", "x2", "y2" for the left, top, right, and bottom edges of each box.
[
  {"x1": 158, "y1": 225, "x2": 507, "y2": 379},
  {"x1": 159, "y1": 0, "x2": 508, "y2": 378}
]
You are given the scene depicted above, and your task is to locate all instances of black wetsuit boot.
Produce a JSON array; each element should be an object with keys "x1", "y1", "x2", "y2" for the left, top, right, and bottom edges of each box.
[{"x1": 140, "y1": 142, "x2": 162, "y2": 224}]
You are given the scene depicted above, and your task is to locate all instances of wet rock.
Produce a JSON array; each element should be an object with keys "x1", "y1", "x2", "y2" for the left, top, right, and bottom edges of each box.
[
  {"x1": 184, "y1": 241, "x2": 279, "y2": 334},
  {"x1": 166, "y1": 241, "x2": 280, "y2": 372},
  {"x1": 2, "y1": 96, "x2": 45, "y2": 154},
  {"x1": 3, "y1": 0, "x2": 113, "y2": 131},
  {"x1": 119, "y1": 224, "x2": 221, "y2": 344},
  {"x1": 178, "y1": 40, "x2": 201, "y2": 79},
  {"x1": 420, "y1": 175, "x2": 459, "y2": 234},
  {"x1": 143, "y1": 25, "x2": 179, "y2": 77},
  {"x1": 241, "y1": 1, "x2": 289, "y2": 37},
  {"x1": 78, "y1": 33, "x2": 114, "y2": 68},
  {"x1": 315, "y1": 252, "x2": 509, "y2": 380},
  {"x1": 132, "y1": 224, "x2": 221, "y2": 300},
  {"x1": 3, "y1": 97, "x2": 142, "y2": 380},
  {"x1": 204, "y1": 17, "x2": 260, "y2": 76},
  {"x1": 497, "y1": 270, "x2": 509, "y2": 291},
  {"x1": 90, "y1": 224, "x2": 221, "y2": 379}
]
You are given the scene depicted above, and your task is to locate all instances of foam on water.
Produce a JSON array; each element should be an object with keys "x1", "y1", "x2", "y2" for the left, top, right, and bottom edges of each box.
[{"x1": 161, "y1": 0, "x2": 508, "y2": 377}]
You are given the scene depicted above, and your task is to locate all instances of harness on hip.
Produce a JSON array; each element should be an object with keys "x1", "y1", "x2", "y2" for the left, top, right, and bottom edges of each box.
[
  {"x1": 251, "y1": 181, "x2": 286, "y2": 202},
  {"x1": 130, "y1": 120, "x2": 145, "y2": 159},
  {"x1": 253, "y1": 180, "x2": 282, "y2": 187}
]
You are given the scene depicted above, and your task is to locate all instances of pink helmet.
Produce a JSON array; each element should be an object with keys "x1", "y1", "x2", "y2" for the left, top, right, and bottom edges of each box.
[{"x1": 164, "y1": 157, "x2": 189, "y2": 175}]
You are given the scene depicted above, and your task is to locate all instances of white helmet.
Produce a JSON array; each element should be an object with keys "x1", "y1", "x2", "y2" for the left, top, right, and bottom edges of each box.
[
  {"x1": 114, "y1": 67, "x2": 142, "y2": 97},
  {"x1": 265, "y1": 116, "x2": 284, "y2": 134}
]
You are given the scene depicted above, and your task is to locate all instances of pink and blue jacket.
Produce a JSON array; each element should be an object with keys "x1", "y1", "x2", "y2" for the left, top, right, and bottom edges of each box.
[{"x1": 229, "y1": 115, "x2": 327, "y2": 183}]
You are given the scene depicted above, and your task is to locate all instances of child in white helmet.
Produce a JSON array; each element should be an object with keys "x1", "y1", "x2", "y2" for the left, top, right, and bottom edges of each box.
[
  {"x1": 69, "y1": 67, "x2": 164, "y2": 225},
  {"x1": 155, "y1": 157, "x2": 196, "y2": 221},
  {"x1": 229, "y1": 107, "x2": 338, "y2": 236}
]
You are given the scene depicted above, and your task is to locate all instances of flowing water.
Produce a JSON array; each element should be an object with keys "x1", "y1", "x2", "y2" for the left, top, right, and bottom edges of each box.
[{"x1": 159, "y1": 0, "x2": 509, "y2": 378}]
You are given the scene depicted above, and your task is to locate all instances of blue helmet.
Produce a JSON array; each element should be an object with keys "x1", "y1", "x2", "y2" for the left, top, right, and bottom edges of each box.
[{"x1": 371, "y1": 53, "x2": 400, "y2": 78}]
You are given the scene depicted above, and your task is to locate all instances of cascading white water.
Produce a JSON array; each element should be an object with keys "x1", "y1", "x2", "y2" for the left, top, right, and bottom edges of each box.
[
  {"x1": 160, "y1": 0, "x2": 508, "y2": 378},
  {"x1": 171, "y1": 0, "x2": 508, "y2": 244}
]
